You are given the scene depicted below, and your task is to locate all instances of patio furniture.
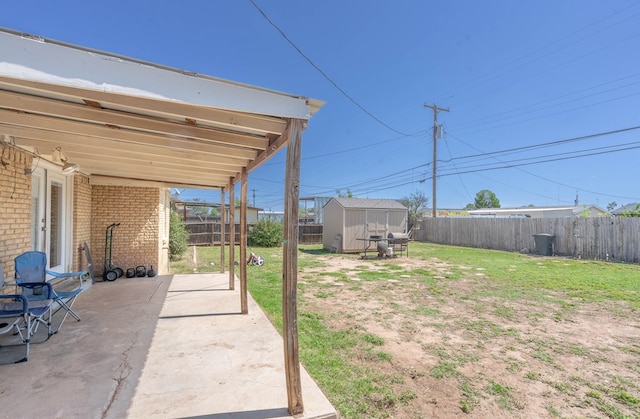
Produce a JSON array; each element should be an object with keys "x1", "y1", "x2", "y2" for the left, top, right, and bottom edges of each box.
[
  {"x1": 0, "y1": 263, "x2": 53, "y2": 362},
  {"x1": 14, "y1": 251, "x2": 87, "y2": 333}
]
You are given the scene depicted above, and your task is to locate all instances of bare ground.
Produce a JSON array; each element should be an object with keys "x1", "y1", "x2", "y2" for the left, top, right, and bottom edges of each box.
[{"x1": 297, "y1": 253, "x2": 640, "y2": 418}]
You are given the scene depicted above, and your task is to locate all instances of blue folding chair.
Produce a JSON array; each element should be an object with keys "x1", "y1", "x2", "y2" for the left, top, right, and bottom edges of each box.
[
  {"x1": 0, "y1": 263, "x2": 53, "y2": 362},
  {"x1": 14, "y1": 251, "x2": 87, "y2": 333}
]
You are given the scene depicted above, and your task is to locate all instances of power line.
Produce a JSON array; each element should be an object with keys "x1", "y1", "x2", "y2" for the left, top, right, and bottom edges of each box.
[
  {"x1": 441, "y1": 135, "x2": 472, "y2": 202},
  {"x1": 443, "y1": 2, "x2": 640, "y2": 101},
  {"x1": 439, "y1": 140, "x2": 640, "y2": 174},
  {"x1": 455, "y1": 72, "x2": 640, "y2": 132},
  {"x1": 454, "y1": 89, "x2": 640, "y2": 136},
  {"x1": 300, "y1": 131, "x2": 640, "y2": 200},
  {"x1": 247, "y1": 0, "x2": 409, "y2": 136},
  {"x1": 256, "y1": 126, "x2": 640, "y2": 204},
  {"x1": 261, "y1": 130, "x2": 427, "y2": 166},
  {"x1": 443, "y1": 125, "x2": 640, "y2": 164},
  {"x1": 444, "y1": 131, "x2": 640, "y2": 201}
]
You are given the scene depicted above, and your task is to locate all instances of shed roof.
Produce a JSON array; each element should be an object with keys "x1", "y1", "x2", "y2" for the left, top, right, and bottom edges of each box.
[
  {"x1": 0, "y1": 27, "x2": 323, "y2": 189},
  {"x1": 328, "y1": 197, "x2": 407, "y2": 210}
]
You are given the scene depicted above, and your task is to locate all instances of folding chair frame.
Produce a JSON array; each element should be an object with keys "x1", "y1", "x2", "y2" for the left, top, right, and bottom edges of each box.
[{"x1": 14, "y1": 251, "x2": 86, "y2": 333}]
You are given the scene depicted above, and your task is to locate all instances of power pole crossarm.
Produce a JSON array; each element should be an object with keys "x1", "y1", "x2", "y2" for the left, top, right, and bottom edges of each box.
[{"x1": 424, "y1": 103, "x2": 449, "y2": 218}]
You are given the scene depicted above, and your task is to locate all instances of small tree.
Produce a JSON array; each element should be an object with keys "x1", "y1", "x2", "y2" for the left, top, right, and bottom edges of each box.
[
  {"x1": 400, "y1": 191, "x2": 429, "y2": 231},
  {"x1": 336, "y1": 189, "x2": 353, "y2": 198},
  {"x1": 607, "y1": 202, "x2": 618, "y2": 212},
  {"x1": 468, "y1": 189, "x2": 500, "y2": 209},
  {"x1": 248, "y1": 219, "x2": 284, "y2": 247},
  {"x1": 169, "y1": 209, "x2": 189, "y2": 261},
  {"x1": 621, "y1": 204, "x2": 640, "y2": 217}
]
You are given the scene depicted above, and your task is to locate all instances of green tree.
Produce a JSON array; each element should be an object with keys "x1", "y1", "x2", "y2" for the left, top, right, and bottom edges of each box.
[
  {"x1": 400, "y1": 190, "x2": 429, "y2": 230},
  {"x1": 169, "y1": 209, "x2": 189, "y2": 261},
  {"x1": 336, "y1": 189, "x2": 353, "y2": 198},
  {"x1": 621, "y1": 204, "x2": 640, "y2": 217},
  {"x1": 468, "y1": 189, "x2": 500, "y2": 209},
  {"x1": 607, "y1": 201, "x2": 617, "y2": 212}
]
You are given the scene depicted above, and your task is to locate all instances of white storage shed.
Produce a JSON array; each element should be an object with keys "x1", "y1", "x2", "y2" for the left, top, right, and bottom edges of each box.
[{"x1": 322, "y1": 197, "x2": 408, "y2": 253}]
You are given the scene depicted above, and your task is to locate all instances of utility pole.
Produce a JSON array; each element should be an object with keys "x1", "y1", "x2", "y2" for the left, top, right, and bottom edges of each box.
[
  {"x1": 424, "y1": 103, "x2": 449, "y2": 218},
  {"x1": 251, "y1": 188, "x2": 256, "y2": 207}
]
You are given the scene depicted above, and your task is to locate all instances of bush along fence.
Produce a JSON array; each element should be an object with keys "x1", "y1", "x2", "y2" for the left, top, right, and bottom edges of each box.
[{"x1": 415, "y1": 216, "x2": 640, "y2": 264}]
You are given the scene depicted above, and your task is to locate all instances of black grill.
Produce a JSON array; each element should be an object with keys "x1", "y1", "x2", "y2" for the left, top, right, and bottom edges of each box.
[{"x1": 387, "y1": 232, "x2": 409, "y2": 256}]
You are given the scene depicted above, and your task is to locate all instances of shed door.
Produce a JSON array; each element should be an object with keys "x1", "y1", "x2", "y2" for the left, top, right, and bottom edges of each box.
[{"x1": 366, "y1": 210, "x2": 387, "y2": 238}]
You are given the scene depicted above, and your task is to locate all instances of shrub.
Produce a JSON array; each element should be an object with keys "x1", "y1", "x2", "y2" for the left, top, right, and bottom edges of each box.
[
  {"x1": 169, "y1": 209, "x2": 189, "y2": 261},
  {"x1": 249, "y1": 219, "x2": 284, "y2": 247}
]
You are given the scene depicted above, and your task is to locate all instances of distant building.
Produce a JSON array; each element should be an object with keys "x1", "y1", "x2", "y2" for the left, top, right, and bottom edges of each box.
[
  {"x1": 300, "y1": 196, "x2": 331, "y2": 224},
  {"x1": 434, "y1": 209, "x2": 471, "y2": 217},
  {"x1": 258, "y1": 211, "x2": 285, "y2": 222},
  {"x1": 468, "y1": 205, "x2": 609, "y2": 218},
  {"x1": 174, "y1": 201, "x2": 262, "y2": 224}
]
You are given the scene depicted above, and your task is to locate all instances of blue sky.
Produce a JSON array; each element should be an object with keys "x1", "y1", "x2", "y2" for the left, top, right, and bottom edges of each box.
[{"x1": 3, "y1": 1, "x2": 640, "y2": 211}]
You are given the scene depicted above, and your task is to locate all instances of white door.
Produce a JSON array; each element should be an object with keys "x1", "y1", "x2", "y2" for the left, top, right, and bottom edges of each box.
[{"x1": 31, "y1": 166, "x2": 69, "y2": 273}]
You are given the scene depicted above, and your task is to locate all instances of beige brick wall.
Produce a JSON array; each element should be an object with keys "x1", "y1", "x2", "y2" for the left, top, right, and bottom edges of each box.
[
  {"x1": 0, "y1": 147, "x2": 32, "y2": 280},
  {"x1": 91, "y1": 185, "x2": 166, "y2": 278},
  {"x1": 73, "y1": 174, "x2": 92, "y2": 273},
  {"x1": 0, "y1": 147, "x2": 169, "y2": 281}
]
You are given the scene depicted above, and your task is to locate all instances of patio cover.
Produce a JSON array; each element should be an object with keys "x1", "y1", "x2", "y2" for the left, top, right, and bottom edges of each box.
[
  {"x1": 0, "y1": 26, "x2": 323, "y2": 416},
  {"x1": 0, "y1": 27, "x2": 323, "y2": 188}
]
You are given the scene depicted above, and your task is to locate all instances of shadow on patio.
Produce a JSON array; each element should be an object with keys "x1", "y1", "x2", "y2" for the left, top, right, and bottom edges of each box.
[{"x1": 0, "y1": 273, "x2": 336, "y2": 419}]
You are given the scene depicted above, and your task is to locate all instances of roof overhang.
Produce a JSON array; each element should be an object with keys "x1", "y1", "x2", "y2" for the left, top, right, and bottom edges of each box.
[{"x1": 0, "y1": 27, "x2": 324, "y2": 189}]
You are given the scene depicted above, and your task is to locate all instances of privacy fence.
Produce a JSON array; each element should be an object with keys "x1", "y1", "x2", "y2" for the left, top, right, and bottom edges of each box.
[
  {"x1": 415, "y1": 217, "x2": 640, "y2": 264},
  {"x1": 186, "y1": 222, "x2": 323, "y2": 246}
]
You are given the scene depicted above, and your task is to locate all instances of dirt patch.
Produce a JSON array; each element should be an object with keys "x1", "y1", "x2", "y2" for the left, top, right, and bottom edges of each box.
[{"x1": 298, "y1": 253, "x2": 640, "y2": 418}]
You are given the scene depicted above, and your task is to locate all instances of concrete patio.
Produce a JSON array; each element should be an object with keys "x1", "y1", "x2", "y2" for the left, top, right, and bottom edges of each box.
[{"x1": 0, "y1": 273, "x2": 336, "y2": 419}]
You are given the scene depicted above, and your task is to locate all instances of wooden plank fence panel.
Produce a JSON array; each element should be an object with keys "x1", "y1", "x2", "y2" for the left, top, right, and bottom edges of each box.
[
  {"x1": 185, "y1": 222, "x2": 323, "y2": 245},
  {"x1": 185, "y1": 222, "x2": 243, "y2": 246},
  {"x1": 417, "y1": 217, "x2": 640, "y2": 264}
]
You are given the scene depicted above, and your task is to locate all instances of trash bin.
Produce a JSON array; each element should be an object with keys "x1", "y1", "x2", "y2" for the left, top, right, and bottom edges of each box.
[{"x1": 533, "y1": 233, "x2": 555, "y2": 256}]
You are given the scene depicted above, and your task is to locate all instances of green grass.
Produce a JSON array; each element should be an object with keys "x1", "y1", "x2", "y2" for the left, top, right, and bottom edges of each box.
[
  {"x1": 411, "y1": 243, "x2": 640, "y2": 307},
  {"x1": 170, "y1": 242, "x2": 640, "y2": 418}
]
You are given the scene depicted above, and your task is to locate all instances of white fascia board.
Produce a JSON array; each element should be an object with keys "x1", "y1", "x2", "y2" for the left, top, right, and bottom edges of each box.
[{"x1": 0, "y1": 29, "x2": 314, "y2": 119}]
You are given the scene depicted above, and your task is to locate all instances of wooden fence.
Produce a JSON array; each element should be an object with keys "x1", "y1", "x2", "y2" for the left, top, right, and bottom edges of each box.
[
  {"x1": 185, "y1": 222, "x2": 323, "y2": 246},
  {"x1": 415, "y1": 217, "x2": 640, "y2": 264},
  {"x1": 186, "y1": 222, "x2": 238, "y2": 246}
]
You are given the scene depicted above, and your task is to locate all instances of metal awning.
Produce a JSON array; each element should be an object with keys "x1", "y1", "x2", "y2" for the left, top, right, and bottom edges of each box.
[{"x1": 0, "y1": 27, "x2": 323, "y2": 189}]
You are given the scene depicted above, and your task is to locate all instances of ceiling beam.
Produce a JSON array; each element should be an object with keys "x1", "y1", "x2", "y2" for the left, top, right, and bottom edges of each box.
[
  {"x1": 0, "y1": 90, "x2": 270, "y2": 150},
  {"x1": 0, "y1": 109, "x2": 259, "y2": 160},
  {"x1": 85, "y1": 166, "x2": 231, "y2": 185},
  {"x1": 90, "y1": 175, "x2": 221, "y2": 189},
  {"x1": 9, "y1": 128, "x2": 249, "y2": 168}
]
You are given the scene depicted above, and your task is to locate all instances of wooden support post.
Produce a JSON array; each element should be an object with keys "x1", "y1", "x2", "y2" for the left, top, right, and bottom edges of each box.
[
  {"x1": 240, "y1": 167, "x2": 248, "y2": 314},
  {"x1": 228, "y1": 177, "x2": 235, "y2": 290},
  {"x1": 220, "y1": 187, "x2": 225, "y2": 274},
  {"x1": 283, "y1": 118, "x2": 304, "y2": 416}
]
